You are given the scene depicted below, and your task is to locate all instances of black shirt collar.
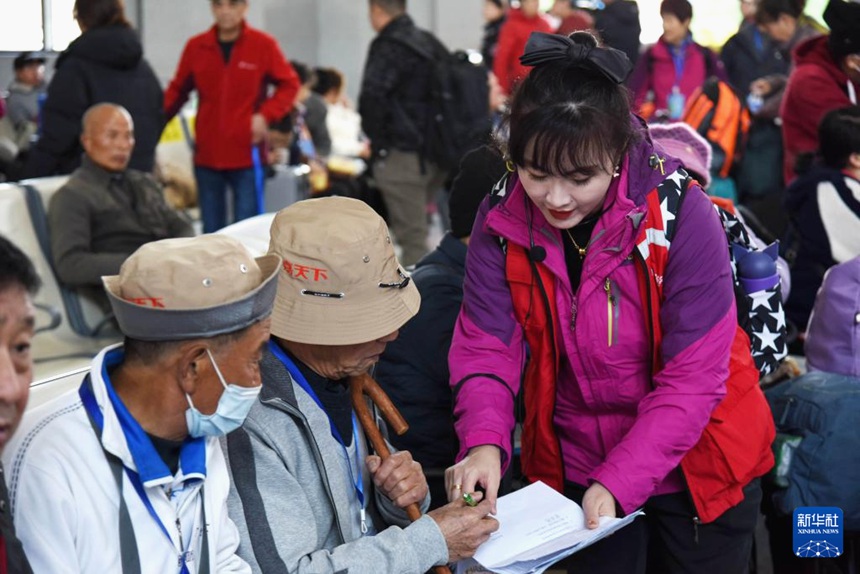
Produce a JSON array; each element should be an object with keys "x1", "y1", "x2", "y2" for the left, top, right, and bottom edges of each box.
[{"x1": 78, "y1": 154, "x2": 126, "y2": 188}]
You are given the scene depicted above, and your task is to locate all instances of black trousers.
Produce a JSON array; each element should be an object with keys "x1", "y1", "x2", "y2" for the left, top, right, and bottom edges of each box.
[{"x1": 562, "y1": 479, "x2": 762, "y2": 574}]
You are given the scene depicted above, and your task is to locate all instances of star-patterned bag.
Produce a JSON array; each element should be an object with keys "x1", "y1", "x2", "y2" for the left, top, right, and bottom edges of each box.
[
  {"x1": 637, "y1": 168, "x2": 778, "y2": 522},
  {"x1": 715, "y1": 202, "x2": 788, "y2": 377},
  {"x1": 641, "y1": 169, "x2": 788, "y2": 378}
]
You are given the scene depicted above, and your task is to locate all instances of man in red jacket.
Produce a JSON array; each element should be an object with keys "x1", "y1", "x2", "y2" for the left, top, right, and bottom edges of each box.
[{"x1": 164, "y1": 0, "x2": 299, "y2": 232}]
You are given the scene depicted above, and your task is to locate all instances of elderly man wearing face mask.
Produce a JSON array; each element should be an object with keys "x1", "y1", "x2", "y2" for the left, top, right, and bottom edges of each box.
[{"x1": 3, "y1": 234, "x2": 281, "y2": 574}]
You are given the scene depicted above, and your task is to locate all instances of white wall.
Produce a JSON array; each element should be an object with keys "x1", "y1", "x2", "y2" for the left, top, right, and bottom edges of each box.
[
  {"x1": 141, "y1": 0, "x2": 218, "y2": 88},
  {"x1": 141, "y1": 0, "x2": 484, "y2": 103},
  {"x1": 434, "y1": 0, "x2": 484, "y2": 55},
  {"x1": 314, "y1": 0, "x2": 376, "y2": 105}
]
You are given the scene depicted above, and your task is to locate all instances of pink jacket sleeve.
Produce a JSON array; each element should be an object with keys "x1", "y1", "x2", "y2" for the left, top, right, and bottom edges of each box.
[{"x1": 449, "y1": 201, "x2": 523, "y2": 469}]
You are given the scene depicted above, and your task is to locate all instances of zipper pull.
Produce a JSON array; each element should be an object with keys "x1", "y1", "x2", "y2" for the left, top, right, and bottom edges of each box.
[
  {"x1": 693, "y1": 516, "x2": 701, "y2": 545},
  {"x1": 570, "y1": 298, "x2": 578, "y2": 330},
  {"x1": 360, "y1": 508, "x2": 368, "y2": 535},
  {"x1": 175, "y1": 517, "x2": 189, "y2": 566},
  {"x1": 176, "y1": 518, "x2": 186, "y2": 552},
  {"x1": 604, "y1": 278, "x2": 615, "y2": 347},
  {"x1": 649, "y1": 154, "x2": 666, "y2": 175},
  {"x1": 604, "y1": 278, "x2": 617, "y2": 307}
]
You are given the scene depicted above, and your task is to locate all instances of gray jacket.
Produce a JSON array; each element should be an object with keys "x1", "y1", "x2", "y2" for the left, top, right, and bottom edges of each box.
[
  {"x1": 47, "y1": 156, "x2": 193, "y2": 288},
  {"x1": 5, "y1": 80, "x2": 42, "y2": 128},
  {"x1": 224, "y1": 347, "x2": 449, "y2": 574},
  {"x1": 304, "y1": 93, "x2": 332, "y2": 158}
]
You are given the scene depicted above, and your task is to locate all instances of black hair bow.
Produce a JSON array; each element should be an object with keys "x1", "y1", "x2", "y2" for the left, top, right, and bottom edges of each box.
[{"x1": 519, "y1": 32, "x2": 633, "y2": 85}]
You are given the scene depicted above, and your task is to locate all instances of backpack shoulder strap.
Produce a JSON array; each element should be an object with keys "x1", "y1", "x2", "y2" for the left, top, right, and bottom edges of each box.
[
  {"x1": 489, "y1": 172, "x2": 511, "y2": 205},
  {"x1": 384, "y1": 26, "x2": 441, "y2": 62},
  {"x1": 636, "y1": 170, "x2": 693, "y2": 371},
  {"x1": 490, "y1": 172, "x2": 512, "y2": 253},
  {"x1": 637, "y1": 168, "x2": 691, "y2": 257},
  {"x1": 697, "y1": 44, "x2": 716, "y2": 79},
  {"x1": 712, "y1": 197, "x2": 753, "y2": 250},
  {"x1": 645, "y1": 45, "x2": 654, "y2": 77}
]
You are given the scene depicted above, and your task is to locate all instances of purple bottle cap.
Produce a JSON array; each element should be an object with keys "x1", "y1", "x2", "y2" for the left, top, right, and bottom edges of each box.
[{"x1": 739, "y1": 274, "x2": 779, "y2": 294}]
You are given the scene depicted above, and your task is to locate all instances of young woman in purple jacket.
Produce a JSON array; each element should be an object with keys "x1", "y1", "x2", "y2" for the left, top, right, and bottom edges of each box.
[{"x1": 445, "y1": 31, "x2": 771, "y2": 573}]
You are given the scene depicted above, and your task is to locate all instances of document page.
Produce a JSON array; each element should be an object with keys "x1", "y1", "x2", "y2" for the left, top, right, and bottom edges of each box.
[{"x1": 458, "y1": 481, "x2": 643, "y2": 574}]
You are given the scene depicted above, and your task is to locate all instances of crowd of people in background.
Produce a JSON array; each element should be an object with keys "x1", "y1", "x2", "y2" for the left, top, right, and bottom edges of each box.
[
  {"x1": 25, "y1": 0, "x2": 164, "y2": 177},
  {"x1": 1, "y1": 0, "x2": 860, "y2": 572}
]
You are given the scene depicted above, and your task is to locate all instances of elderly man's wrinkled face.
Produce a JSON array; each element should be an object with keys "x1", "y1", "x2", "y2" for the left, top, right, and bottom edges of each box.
[
  {"x1": 0, "y1": 285, "x2": 34, "y2": 453},
  {"x1": 299, "y1": 331, "x2": 400, "y2": 381},
  {"x1": 81, "y1": 106, "x2": 135, "y2": 172}
]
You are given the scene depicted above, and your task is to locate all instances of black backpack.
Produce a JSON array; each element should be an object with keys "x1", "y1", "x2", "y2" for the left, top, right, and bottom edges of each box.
[{"x1": 388, "y1": 27, "x2": 492, "y2": 171}]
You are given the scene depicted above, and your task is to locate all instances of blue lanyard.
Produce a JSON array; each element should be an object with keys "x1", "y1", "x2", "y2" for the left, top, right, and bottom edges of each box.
[
  {"x1": 268, "y1": 341, "x2": 368, "y2": 533},
  {"x1": 251, "y1": 146, "x2": 265, "y2": 215},
  {"x1": 752, "y1": 27, "x2": 764, "y2": 56},
  {"x1": 671, "y1": 38, "x2": 691, "y2": 87},
  {"x1": 80, "y1": 377, "x2": 196, "y2": 574}
]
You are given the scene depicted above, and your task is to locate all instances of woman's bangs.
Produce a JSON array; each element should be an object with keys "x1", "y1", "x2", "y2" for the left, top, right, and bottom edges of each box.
[{"x1": 518, "y1": 111, "x2": 615, "y2": 176}]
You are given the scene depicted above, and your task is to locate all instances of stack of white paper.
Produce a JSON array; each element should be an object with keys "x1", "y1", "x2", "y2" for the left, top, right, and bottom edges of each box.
[{"x1": 455, "y1": 481, "x2": 644, "y2": 574}]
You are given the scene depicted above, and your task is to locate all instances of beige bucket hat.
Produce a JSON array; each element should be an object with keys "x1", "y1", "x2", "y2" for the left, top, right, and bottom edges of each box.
[
  {"x1": 268, "y1": 196, "x2": 420, "y2": 346},
  {"x1": 103, "y1": 235, "x2": 281, "y2": 341}
]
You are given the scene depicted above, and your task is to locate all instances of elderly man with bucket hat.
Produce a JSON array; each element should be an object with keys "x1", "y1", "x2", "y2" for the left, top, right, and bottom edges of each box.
[
  {"x1": 225, "y1": 196, "x2": 498, "y2": 573},
  {"x1": 3, "y1": 234, "x2": 280, "y2": 574}
]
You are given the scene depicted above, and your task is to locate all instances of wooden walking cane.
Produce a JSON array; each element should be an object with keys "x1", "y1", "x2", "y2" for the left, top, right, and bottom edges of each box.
[{"x1": 349, "y1": 372, "x2": 452, "y2": 574}]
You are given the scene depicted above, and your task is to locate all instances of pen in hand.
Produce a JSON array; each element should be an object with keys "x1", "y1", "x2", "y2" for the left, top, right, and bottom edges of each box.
[{"x1": 463, "y1": 492, "x2": 478, "y2": 507}]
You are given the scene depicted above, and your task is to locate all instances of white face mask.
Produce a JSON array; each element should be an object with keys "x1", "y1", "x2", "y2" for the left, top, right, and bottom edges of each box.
[{"x1": 184, "y1": 349, "x2": 261, "y2": 438}]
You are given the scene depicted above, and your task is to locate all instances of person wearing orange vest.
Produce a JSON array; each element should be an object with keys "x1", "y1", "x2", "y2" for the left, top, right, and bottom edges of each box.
[{"x1": 446, "y1": 31, "x2": 773, "y2": 573}]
